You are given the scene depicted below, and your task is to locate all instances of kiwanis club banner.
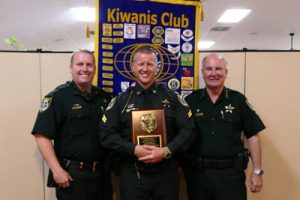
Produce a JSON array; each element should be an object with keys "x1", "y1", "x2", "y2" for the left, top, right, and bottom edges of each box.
[{"x1": 95, "y1": 0, "x2": 201, "y2": 97}]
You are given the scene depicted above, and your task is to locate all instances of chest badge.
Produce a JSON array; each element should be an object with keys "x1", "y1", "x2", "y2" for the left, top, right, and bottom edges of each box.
[
  {"x1": 161, "y1": 99, "x2": 171, "y2": 107},
  {"x1": 225, "y1": 104, "x2": 235, "y2": 113}
]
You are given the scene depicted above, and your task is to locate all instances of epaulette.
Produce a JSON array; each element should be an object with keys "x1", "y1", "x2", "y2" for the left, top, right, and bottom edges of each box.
[
  {"x1": 226, "y1": 88, "x2": 240, "y2": 94},
  {"x1": 224, "y1": 87, "x2": 244, "y2": 98},
  {"x1": 94, "y1": 86, "x2": 112, "y2": 98},
  {"x1": 116, "y1": 86, "x2": 134, "y2": 101},
  {"x1": 157, "y1": 83, "x2": 176, "y2": 94},
  {"x1": 156, "y1": 84, "x2": 178, "y2": 103},
  {"x1": 193, "y1": 88, "x2": 203, "y2": 93},
  {"x1": 48, "y1": 81, "x2": 71, "y2": 96},
  {"x1": 188, "y1": 88, "x2": 203, "y2": 97}
]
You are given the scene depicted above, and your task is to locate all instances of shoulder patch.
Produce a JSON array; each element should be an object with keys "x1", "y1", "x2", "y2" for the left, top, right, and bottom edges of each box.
[
  {"x1": 106, "y1": 97, "x2": 116, "y2": 111},
  {"x1": 177, "y1": 94, "x2": 189, "y2": 107},
  {"x1": 39, "y1": 97, "x2": 52, "y2": 112}
]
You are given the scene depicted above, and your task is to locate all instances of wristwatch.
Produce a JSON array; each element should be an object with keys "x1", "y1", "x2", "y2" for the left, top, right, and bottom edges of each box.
[
  {"x1": 253, "y1": 169, "x2": 264, "y2": 177},
  {"x1": 163, "y1": 147, "x2": 172, "y2": 159}
]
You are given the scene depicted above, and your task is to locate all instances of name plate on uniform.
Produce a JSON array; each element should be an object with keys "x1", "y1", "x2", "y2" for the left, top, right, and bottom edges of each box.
[{"x1": 131, "y1": 109, "x2": 167, "y2": 147}]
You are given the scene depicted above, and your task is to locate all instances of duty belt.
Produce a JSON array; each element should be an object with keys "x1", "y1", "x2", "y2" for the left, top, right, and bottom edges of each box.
[{"x1": 62, "y1": 159, "x2": 104, "y2": 172}]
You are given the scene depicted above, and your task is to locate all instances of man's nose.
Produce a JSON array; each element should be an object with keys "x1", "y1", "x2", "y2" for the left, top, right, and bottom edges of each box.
[
  {"x1": 81, "y1": 64, "x2": 88, "y2": 71},
  {"x1": 211, "y1": 69, "x2": 217, "y2": 75},
  {"x1": 141, "y1": 64, "x2": 148, "y2": 70}
]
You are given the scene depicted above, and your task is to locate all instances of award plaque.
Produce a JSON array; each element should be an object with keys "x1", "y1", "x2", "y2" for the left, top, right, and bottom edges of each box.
[{"x1": 131, "y1": 109, "x2": 167, "y2": 147}]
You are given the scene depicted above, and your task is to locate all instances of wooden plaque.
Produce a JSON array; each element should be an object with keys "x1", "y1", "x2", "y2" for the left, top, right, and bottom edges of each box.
[{"x1": 131, "y1": 109, "x2": 167, "y2": 147}]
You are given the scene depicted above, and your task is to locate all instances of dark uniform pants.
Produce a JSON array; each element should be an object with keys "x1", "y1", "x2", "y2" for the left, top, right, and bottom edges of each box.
[
  {"x1": 119, "y1": 164, "x2": 179, "y2": 200},
  {"x1": 184, "y1": 168, "x2": 246, "y2": 200},
  {"x1": 56, "y1": 169, "x2": 112, "y2": 200}
]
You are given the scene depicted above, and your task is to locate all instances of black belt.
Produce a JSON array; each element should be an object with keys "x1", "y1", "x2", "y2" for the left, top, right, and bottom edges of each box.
[
  {"x1": 192, "y1": 157, "x2": 234, "y2": 169},
  {"x1": 62, "y1": 159, "x2": 104, "y2": 172},
  {"x1": 123, "y1": 159, "x2": 177, "y2": 172}
]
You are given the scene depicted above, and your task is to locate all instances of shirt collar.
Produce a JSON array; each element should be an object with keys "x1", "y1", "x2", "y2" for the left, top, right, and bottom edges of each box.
[
  {"x1": 71, "y1": 81, "x2": 96, "y2": 100},
  {"x1": 202, "y1": 87, "x2": 229, "y2": 102},
  {"x1": 134, "y1": 82, "x2": 158, "y2": 96}
]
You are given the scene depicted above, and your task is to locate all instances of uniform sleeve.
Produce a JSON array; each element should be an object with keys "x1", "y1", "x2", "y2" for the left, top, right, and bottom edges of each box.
[
  {"x1": 99, "y1": 97, "x2": 136, "y2": 156},
  {"x1": 166, "y1": 94, "x2": 195, "y2": 153},
  {"x1": 31, "y1": 94, "x2": 60, "y2": 139},
  {"x1": 241, "y1": 96, "x2": 266, "y2": 138}
]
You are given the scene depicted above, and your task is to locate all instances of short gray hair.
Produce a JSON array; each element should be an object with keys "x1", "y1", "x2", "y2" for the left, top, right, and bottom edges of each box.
[
  {"x1": 202, "y1": 53, "x2": 227, "y2": 69},
  {"x1": 70, "y1": 49, "x2": 95, "y2": 64}
]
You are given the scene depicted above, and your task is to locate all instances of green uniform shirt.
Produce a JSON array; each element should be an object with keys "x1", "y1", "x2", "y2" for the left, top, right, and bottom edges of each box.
[
  {"x1": 99, "y1": 82, "x2": 195, "y2": 158},
  {"x1": 185, "y1": 87, "x2": 265, "y2": 158},
  {"x1": 32, "y1": 81, "x2": 111, "y2": 161}
]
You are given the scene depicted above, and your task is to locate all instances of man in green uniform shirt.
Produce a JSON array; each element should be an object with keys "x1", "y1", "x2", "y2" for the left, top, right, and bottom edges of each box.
[
  {"x1": 184, "y1": 53, "x2": 265, "y2": 200},
  {"x1": 99, "y1": 45, "x2": 195, "y2": 200},
  {"x1": 32, "y1": 49, "x2": 112, "y2": 200}
]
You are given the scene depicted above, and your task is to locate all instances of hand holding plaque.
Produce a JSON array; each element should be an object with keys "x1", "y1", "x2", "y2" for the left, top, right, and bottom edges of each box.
[{"x1": 131, "y1": 109, "x2": 167, "y2": 147}]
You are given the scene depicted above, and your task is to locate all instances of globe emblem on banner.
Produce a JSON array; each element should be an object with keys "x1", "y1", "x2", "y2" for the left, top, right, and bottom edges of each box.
[{"x1": 114, "y1": 44, "x2": 179, "y2": 81}]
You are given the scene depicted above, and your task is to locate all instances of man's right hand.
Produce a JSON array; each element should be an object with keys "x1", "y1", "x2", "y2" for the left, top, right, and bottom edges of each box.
[{"x1": 53, "y1": 167, "x2": 73, "y2": 188}]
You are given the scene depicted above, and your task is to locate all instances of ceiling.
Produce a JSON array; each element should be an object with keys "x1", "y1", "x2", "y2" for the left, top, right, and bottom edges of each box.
[{"x1": 1, "y1": 0, "x2": 300, "y2": 51}]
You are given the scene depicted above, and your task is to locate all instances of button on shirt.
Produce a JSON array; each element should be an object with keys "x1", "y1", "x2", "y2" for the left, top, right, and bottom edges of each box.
[{"x1": 185, "y1": 88, "x2": 265, "y2": 158}]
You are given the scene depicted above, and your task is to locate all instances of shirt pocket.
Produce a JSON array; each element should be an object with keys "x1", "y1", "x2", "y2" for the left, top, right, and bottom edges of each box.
[
  {"x1": 68, "y1": 109, "x2": 90, "y2": 135},
  {"x1": 195, "y1": 114, "x2": 207, "y2": 123},
  {"x1": 220, "y1": 113, "x2": 241, "y2": 133}
]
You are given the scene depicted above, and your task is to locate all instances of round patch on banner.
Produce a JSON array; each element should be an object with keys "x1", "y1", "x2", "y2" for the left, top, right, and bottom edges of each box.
[
  {"x1": 182, "y1": 42, "x2": 193, "y2": 53},
  {"x1": 39, "y1": 97, "x2": 52, "y2": 112},
  {"x1": 168, "y1": 78, "x2": 180, "y2": 90},
  {"x1": 106, "y1": 97, "x2": 116, "y2": 111},
  {"x1": 183, "y1": 29, "x2": 193, "y2": 37}
]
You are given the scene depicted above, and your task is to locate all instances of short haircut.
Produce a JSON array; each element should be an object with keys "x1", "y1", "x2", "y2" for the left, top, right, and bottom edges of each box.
[
  {"x1": 70, "y1": 49, "x2": 95, "y2": 64},
  {"x1": 132, "y1": 45, "x2": 158, "y2": 64},
  {"x1": 202, "y1": 53, "x2": 227, "y2": 69}
]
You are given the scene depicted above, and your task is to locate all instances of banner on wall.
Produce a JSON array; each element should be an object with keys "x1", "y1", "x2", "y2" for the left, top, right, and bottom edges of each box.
[{"x1": 95, "y1": 0, "x2": 201, "y2": 97}]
